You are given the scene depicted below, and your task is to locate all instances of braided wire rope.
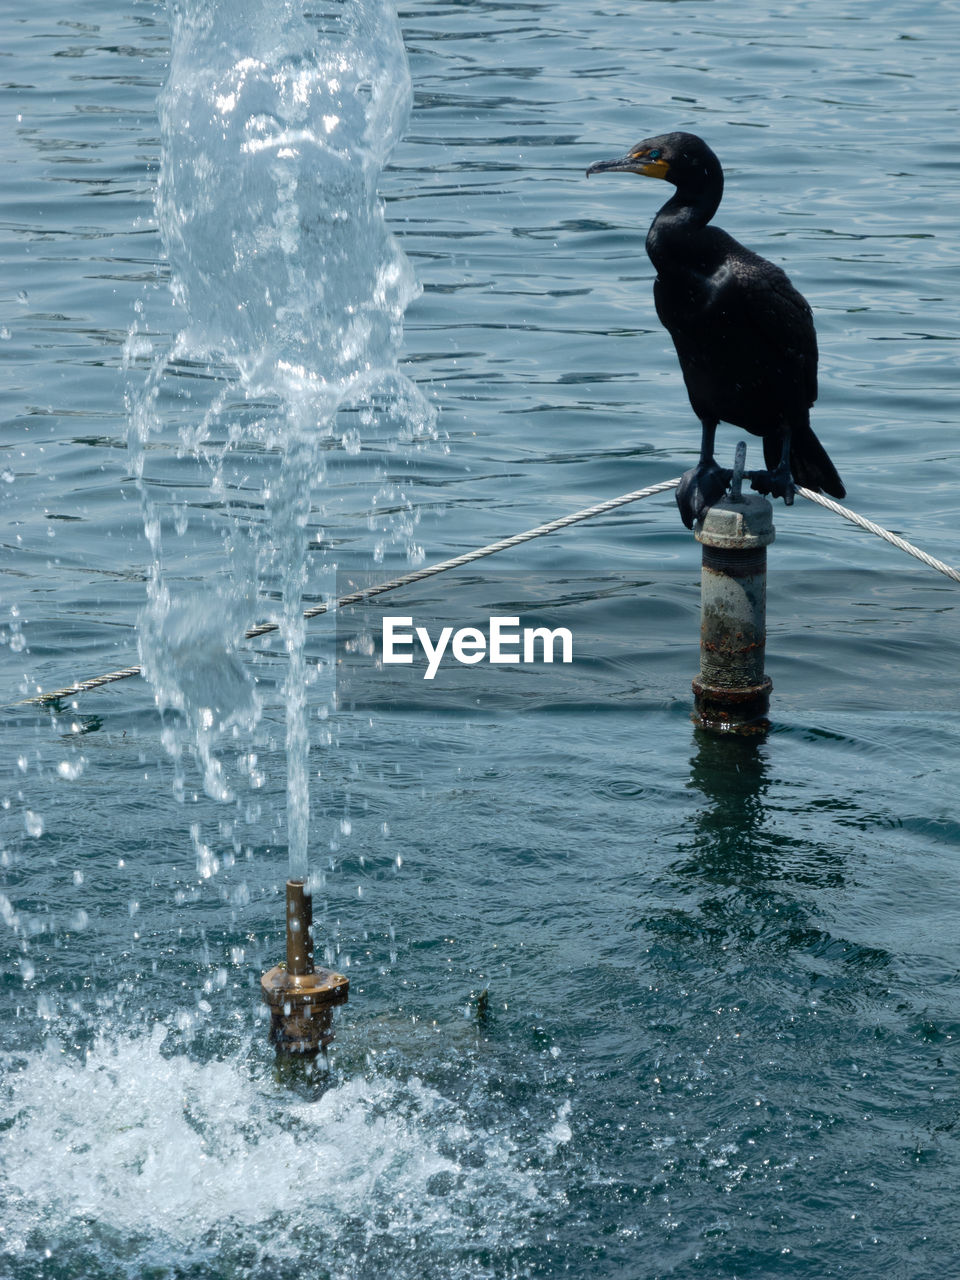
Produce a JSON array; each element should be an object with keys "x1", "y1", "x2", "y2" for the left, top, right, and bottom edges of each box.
[
  {"x1": 17, "y1": 476, "x2": 682, "y2": 707},
  {"x1": 796, "y1": 487, "x2": 960, "y2": 584},
  {"x1": 12, "y1": 476, "x2": 958, "y2": 710}
]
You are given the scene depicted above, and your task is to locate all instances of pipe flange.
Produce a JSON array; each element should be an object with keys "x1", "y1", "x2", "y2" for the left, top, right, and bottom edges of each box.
[
  {"x1": 692, "y1": 674, "x2": 772, "y2": 733},
  {"x1": 261, "y1": 965, "x2": 349, "y2": 1055}
]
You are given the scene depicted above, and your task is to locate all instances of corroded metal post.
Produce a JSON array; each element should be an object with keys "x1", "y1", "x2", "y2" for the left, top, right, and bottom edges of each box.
[
  {"x1": 692, "y1": 491, "x2": 774, "y2": 733},
  {"x1": 285, "y1": 878, "x2": 313, "y2": 975},
  {"x1": 261, "y1": 880, "x2": 349, "y2": 1055}
]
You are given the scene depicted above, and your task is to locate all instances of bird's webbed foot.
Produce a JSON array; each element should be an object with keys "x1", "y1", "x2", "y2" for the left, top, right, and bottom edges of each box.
[
  {"x1": 676, "y1": 460, "x2": 733, "y2": 530},
  {"x1": 747, "y1": 463, "x2": 796, "y2": 506}
]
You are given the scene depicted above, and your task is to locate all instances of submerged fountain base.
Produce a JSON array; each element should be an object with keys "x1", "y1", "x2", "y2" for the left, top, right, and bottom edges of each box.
[
  {"x1": 261, "y1": 880, "x2": 349, "y2": 1056},
  {"x1": 261, "y1": 965, "x2": 349, "y2": 1054}
]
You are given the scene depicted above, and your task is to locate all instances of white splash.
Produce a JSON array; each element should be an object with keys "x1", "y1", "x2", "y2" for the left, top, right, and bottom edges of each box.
[{"x1": 0, "y1": 1028, "x2": 545, "y2": 1269}]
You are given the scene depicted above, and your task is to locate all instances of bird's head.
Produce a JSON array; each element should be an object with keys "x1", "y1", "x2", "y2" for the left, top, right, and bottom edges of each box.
[{"x1": 586, "y1": 131, "x2": 720, "y2": 188}]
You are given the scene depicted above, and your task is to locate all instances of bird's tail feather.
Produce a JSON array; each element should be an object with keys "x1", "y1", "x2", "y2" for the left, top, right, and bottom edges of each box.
[{"x1": 791, "y1": 424, "x2": 845, "y2": 499}]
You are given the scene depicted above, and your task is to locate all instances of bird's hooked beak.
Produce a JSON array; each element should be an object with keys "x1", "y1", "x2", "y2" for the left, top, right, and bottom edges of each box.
[{"x1": 586, "y1": 150, "x2": 670, "y2": 181}]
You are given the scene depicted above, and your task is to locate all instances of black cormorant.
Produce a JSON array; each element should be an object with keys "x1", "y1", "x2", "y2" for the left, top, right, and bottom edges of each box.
[{"x1": 586, "y1": 131, "x2": 845, "y2": 529}]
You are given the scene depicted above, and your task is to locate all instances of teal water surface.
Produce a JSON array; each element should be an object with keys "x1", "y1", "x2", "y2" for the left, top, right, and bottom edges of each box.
[{"x1": 2, "y1": 2, "x2": 959, "y2": 1278}]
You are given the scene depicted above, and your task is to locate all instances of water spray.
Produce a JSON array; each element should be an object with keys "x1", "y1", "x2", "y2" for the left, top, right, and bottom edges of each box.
[
  {"x1": 261, "y1": 880, "x2": 349, "y2": 1055},
  {"x1": 128, "y1": 1, "x2": 429, "y2": 1064}
]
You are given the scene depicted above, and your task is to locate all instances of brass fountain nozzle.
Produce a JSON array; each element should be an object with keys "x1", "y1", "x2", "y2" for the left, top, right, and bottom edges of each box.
[{"x1": 261, "y1": 879, "x2": 349, "y2": 1055}]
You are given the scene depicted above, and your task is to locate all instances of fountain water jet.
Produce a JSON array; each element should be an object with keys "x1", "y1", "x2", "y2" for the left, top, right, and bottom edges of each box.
[
  {"x1": 128, "y1": 0, "x2": 432, "y2": 891},
  {"x1": 125, "y1": 0, "x2": 433, "y2": 1052}
]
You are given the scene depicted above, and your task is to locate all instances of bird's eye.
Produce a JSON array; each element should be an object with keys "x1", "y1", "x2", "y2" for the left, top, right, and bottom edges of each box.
[{"x1": 648, "y1": 149, "x2": 661, "y2": 160}]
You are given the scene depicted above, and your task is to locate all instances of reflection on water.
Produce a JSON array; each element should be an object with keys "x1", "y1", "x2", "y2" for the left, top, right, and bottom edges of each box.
[
  {"x1": 679, "y1": 727, "x2": 851, "y2": 922},
  {"x1": 655, "y1": 727, "x2": 910, "y2": 1001},
  {"x1": 688, "y1": 729, "x2": 773, "y2": 866}
]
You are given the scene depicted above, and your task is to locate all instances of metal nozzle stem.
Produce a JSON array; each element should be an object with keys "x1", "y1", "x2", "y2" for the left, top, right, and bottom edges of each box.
[{"x1": 285, "y1": 879, "x2": 314, "y2": 976}]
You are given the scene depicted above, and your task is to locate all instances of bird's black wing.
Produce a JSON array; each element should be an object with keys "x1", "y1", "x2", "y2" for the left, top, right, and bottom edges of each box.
[{"x1": 705, "y1": 237, "x2": 818, "y2": 410}]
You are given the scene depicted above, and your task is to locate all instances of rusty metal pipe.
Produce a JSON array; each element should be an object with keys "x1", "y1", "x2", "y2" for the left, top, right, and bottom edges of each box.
[
  {"x1": 285, "y1": 878, "x2": 314, "y2": 976},
  {"x1": 692, "y1": 492, "x2": 774, "y2": 734},
  {"x1": 261, "y1": 878, "x2": 349, "y2": 1056}
]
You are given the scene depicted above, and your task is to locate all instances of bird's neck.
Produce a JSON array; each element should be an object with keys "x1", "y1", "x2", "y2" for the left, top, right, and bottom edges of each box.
[{"x1": 645, "y1": 171, "x2": 723, "y2": 274}]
